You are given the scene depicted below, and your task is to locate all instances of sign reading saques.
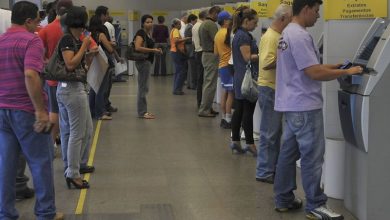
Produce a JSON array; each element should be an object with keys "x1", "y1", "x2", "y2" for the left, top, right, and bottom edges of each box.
[
  {"x1": 324, "y1": 0, "x2": 387, "y2": 20},
  {"x1": 267, "y1": 0, "x2": 293, "y2": 17}
]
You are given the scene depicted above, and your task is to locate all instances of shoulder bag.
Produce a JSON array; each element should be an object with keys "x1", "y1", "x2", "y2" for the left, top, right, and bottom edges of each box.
[
  {"x1": 241, "y1": 62, "x2": 259, "y2": 102},
  {"x1": 41, "y1": 34, "x2": 87, "y2": 82},
  {"x1": 127, "y1": 30, "x2": 149, "y2": 61}
]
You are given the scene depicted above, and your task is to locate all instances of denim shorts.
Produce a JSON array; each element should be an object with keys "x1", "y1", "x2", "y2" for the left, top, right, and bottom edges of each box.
[
  {"x1": 218, "y1": 65, "x2": 234, "y2": 91},
  {"x1": 45, "y1": 83, "x2": 59, "y2": 113}
]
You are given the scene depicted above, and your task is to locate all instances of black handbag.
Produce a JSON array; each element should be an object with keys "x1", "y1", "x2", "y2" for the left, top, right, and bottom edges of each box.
[
  {"x1": 126, "y1": 41, "x2": 148, "y2": 61},
  {"x1": 41, "y1": 34, "x2": 87, "y2": 82}
]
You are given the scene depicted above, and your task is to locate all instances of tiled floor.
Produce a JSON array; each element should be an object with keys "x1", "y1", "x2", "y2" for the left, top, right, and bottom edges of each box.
[{"x1": 16, "y1": 75, "x2": 357, "y2": 220}]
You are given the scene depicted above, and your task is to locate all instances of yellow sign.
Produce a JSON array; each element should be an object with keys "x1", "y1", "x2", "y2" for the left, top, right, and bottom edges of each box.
[
  {"x1": 152, "y1": 11, "x2": 169, "y2": 17},
  {"x1": 324, "y1": 0, "x2": 387, "y2": 20},
  {"x1": 251, "y1": 1, "x2": 268, "y2": 18},
  {"x1": 223, "y1": 5, "x2": 236, "y2": 15},
  {"x1": 111, "y1": 11, "x2": 126, "y2": 17},
  {"x1": 128, "y1": 11, "x2": 140, "y2": 21},
  {"x1": 267, "y1": 0, "x2": 293, "y2": 17},
  {"x1": 236, "y1": 2, "x2": 250, "y2": 9}
]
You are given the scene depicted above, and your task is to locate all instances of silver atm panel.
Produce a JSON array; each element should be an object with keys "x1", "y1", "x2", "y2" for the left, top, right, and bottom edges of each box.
[{"x1": 339, "y1": 18, "x2": 390, "y2": 220}]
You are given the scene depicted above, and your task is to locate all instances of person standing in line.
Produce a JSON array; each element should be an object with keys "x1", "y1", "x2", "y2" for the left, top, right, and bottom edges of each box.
[
  {"x1": 214, "y1": 11, "x2": 233, "y2": 129},
  {"x1": 0, "y1": 7, "x2": 35, "y2": 202},
  {"x1": 40, "y1": 0, "x2": 96, "y2": 176},
  {"x1": 170, "y1": 18, "x2": 191, "y2": 95},
  {"x1": 152, "y1": 16, "x2": 169, "y2": 76},
  {"x1": 255, "y1": 4, "x2": 292, "y2": 184},
  {"x1": 230, "y1": 8, "x2": 259, "y2": 156},
  {"x1": 134, "y1": 14, "x2": 162, "y2": 119},
  {"x1": 95, "y1": 5, "x2": 119, "y2": 115},
  {"x1": 192, "y1": 10, "x2": 207, "y2": 108},
  {"x1": 198, "y1": 6, "x2": 222, "y2": 117},
  {"x1": 184, "y1": 14, "x2": 198, "y2": 90},
  {"x1": 0, "y1": 1, "x2": 63, "y2": 219},
  {"x1": 273, "y1": 0, "x2": 362, "y2": 219},
  {"x1": 179, "y1": 13, "x2": 188, "y2": 37},
  {"x1": 56, "y1": 6, "x2": 93, "y2": 190}
]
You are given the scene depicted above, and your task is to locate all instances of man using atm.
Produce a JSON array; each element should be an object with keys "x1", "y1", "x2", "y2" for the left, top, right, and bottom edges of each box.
[{"x1": 273, "y1": 0, "x2": 362, "y2": 219}]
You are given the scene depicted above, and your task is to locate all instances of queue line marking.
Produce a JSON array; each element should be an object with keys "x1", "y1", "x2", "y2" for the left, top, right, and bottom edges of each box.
[{"x1": 75, "y1": 120, "x2": 102, "y2": 215}]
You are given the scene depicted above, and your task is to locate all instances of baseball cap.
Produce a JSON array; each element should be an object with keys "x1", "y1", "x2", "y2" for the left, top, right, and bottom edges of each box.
[{"x1": 217, "y1": 11, "x2": 231, "y2": 23}]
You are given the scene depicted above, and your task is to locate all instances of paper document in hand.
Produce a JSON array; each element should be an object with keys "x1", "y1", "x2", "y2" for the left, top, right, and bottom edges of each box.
[
  {"x1": 97, "y1": 45, "x2": 108, "y2": 64},
  {"x1": 115, "y1": 62, "x2": 128, "y2": 76},
  {"x1": 87, "y1": 52, "x2": 109, "y2": 93}
]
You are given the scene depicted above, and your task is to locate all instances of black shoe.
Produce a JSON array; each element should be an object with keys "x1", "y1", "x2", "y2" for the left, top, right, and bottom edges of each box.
[
  {"x1": 198, "y1": 113, "x2": 216, "y2": 118},
  {"x1": 107, "y1": 106, "x2": 118, "y2": 113},
  {"x1": 275, "y1": 197, "x2": 303, "y2": 212},
  {"x1": 173, "y1": 91, "x2": 184, "y2": 95},
  {"x1": 80, "y1": 166, "x2": 95, "y2": 174},
  {"x1": 220, "y1": 119, "x2": 231, "y2": 129},
  {"x1": 256, "y1": 175, "x2": 274, "y2": 184},
  {"x1": 220, "y1": 119, "x2": 226, "y2": 128},
  {"x1": 65, "y1": 178, "x2": 89, "y2": 189},
  {"x1": 210, "y1": 109, "x2": 219, "y2": 115},
  {"x1": 16, "y1": 187, "x2": 35, "y2": 200}
]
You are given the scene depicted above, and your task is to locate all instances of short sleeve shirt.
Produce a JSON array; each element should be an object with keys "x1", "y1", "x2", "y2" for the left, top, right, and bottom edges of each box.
[
  {"x1": 57, "y1": 34, "x2": 87, "y2": 70},
  {"x1": 214, "y1": 28, "x2": 231, "y2": 68},
  {"x1": 232, "y1": 28, "x2": 258, "y2": 100},
  {"x1": 274, "y1": 23, "x2": 322, "y2": 112},
  {"x1": 0, "y1": 27, "x2": 46, "y2": 113},
  {"x1": 170, "y1": 28, "x2": 184, "y2": 53},
  {"x1": 134, "y1": 29, "x2": 155, "y2": 63},
  {"x1": 257, "y1": 28, "x2": 280, "y2": 89}
]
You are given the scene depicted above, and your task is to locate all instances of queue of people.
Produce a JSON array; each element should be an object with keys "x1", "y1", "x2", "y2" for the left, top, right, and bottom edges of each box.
[{"x1": 0, "y1": 0, "x2": 364, "y2": 220}]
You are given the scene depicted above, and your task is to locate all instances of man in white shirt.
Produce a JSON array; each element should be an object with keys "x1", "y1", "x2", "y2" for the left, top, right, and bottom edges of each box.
[
  {"x1": 179, "y1": 13, "x2": 188, "y2": 37},
  {"x1": 104, "y1": 15, "x2": 116, "y2": 46},
  {"x1": 192, "y1": 10, "x2": 207, "y2": 108}
]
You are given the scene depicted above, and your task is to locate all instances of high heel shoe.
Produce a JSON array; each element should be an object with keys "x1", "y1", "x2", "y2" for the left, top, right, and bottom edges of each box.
[
  {"x1": 244, "y1": 145, "x2": 257, "y2": 157},
  {"x1": 65, "y1": 177, "x2": 90, "y2": 189},
  {"x1": 229, "y1": 142, "x2": 245, "y2": 154}
]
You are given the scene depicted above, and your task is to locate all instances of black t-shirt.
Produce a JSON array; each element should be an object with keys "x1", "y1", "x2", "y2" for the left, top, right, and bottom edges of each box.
[
  {"x1": 58, "y1": 34, "x2": 85, "y2": 66},
  {"x1": 134, "y1": 29, "x2": 155, "y2": 63}
]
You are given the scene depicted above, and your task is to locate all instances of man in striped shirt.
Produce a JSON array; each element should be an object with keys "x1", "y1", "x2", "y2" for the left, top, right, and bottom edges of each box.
[{"x1": 0, "y1": 1, "x2": 62, "y2": 219}]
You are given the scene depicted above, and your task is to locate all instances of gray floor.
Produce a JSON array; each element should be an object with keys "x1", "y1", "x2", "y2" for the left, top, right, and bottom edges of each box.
[{"x1": 16, "y1": 75, "x2": 357, "y2": 220}]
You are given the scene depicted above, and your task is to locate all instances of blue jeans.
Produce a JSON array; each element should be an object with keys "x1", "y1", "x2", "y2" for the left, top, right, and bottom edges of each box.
[
  {"x1": 57, "y1": 82, "x2": 93, "y2": 178},
  {"x1": 274, "y1": 109, "x2": 327, "y2": 212},
  {"x1": 0, "y1": 109, "x2": 56, "y2": 220},
  {"x1": 171, "y1": 52, "x2": 188, "y2": 93},
  {"x1": 89, "y1": 69, "x2": 111, "y2": 118},
  {"x1": 135, "y1": 60, "x2": 151, "y2": 117},
  {"x1": 256, "y1": 86, "x2": 282, "y2": 178}
]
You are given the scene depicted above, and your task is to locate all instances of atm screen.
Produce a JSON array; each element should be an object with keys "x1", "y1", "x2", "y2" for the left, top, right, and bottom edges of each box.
[{"x1": 357, "y1": 36, "x2": 381, "y2": 61}]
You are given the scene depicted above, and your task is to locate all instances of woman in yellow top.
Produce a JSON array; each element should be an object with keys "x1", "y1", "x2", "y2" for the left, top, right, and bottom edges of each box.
[
  {"x1": 170, "y1": 18, "x2": 191, "y2": 95},
  {"x1": 214, "y1": 11, "x2": 233, "y2": 129}
]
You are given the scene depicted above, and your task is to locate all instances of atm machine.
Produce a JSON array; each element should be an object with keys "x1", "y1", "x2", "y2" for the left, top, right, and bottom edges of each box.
[{"x1": 338, "y1": 18, "x2": 390, "y2": 220}]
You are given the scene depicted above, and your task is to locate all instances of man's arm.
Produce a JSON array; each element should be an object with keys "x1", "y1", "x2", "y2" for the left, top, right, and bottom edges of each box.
[
  {"x1": 25, "y1": 69, "x2": 49, "y2": 132},
  {"x1": 304, "y1": 64, "x2": 363, "y2": 81}
]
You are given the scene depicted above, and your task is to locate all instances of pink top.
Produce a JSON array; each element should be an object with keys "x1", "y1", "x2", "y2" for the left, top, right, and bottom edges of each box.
[{"x1": 0, "y1": 26, "x2": 47, "y2": 114}]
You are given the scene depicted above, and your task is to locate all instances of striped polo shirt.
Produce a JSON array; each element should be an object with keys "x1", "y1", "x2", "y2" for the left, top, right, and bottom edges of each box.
[{"x1": 0, "y1": 26, "x2": 46, "y2": 113}]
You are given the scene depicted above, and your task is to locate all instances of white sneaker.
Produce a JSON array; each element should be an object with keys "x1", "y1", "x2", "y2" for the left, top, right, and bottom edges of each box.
[{"x1": 306, "y1": 205, "x2": 344, "y2": 220}]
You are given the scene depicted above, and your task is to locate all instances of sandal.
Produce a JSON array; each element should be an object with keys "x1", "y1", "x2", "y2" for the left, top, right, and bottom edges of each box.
[{"x1": 139, "y1": 112, "x2": 155, "y2": 119}]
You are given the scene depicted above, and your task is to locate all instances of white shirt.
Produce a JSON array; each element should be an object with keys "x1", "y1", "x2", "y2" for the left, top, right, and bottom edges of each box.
[
  {"x1": 104, "y1": 21, "x2": 116, "y2": 43},
  {"x1": 180, "y1": 20, "x2": 186, "y2": 38},
  {"x1": 192, "y1": 20, "x2": 203, "y2": 52},
  {"x1": 0, "y1": 9, "x2": 11, "y2": 34}
]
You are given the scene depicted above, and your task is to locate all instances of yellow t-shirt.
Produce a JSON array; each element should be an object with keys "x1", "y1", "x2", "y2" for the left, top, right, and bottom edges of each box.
[
  {"x1": 170, "y1": 28, "x2": 184, "y2": 53},
  {"x1": 214, "y1": 28, "x2": 231, "y2": 68},
  {"x1": 257, "y1": 28, "x2": 280, "y2": 89}
]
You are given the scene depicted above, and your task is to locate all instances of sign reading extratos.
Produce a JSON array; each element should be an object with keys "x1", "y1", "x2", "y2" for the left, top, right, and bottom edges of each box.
[{"x1": 324, "y1": 0, "x2": 387, "y2": 20}]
